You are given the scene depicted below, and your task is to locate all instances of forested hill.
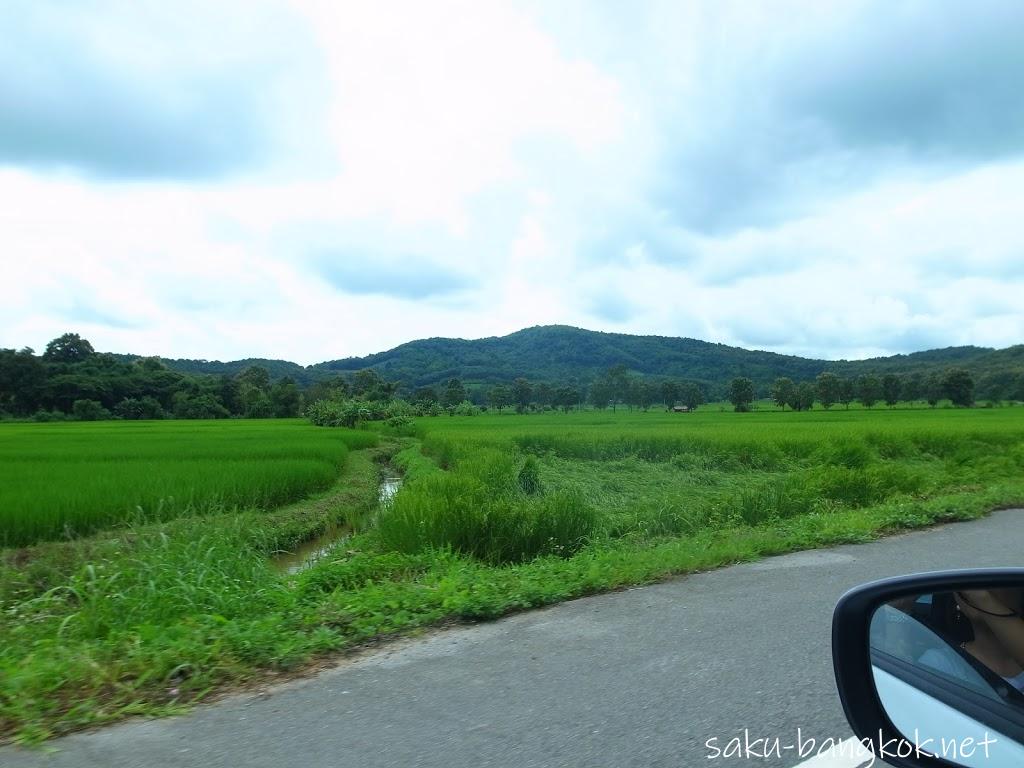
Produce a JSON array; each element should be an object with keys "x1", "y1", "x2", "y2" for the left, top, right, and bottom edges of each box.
[
  {"x1": 112, "y1": 356, "x2": 311, "y2": 385},
  {"x1": 137, "y1": 325, "x2": 1021, "y2": 397},
  {"x1": 309, "y1": 326, "x2": 826, "y2": 388}
]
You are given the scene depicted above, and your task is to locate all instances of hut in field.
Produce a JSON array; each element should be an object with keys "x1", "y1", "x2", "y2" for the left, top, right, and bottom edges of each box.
[{"x1": 671, "y1": 405, "x2": 690, "y2": 413}]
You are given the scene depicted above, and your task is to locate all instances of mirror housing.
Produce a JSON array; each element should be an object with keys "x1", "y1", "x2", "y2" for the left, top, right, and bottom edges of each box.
[{"x1": 833, "y1": 569, "x2": 1024, "y2": 767}]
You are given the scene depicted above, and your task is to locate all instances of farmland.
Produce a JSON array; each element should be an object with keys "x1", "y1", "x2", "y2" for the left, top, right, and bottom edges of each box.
[
  {"x1": 0, "y1": 420, "x2": 377, "y2": 547},
  {"x1": 3, "y1": 407, "x2": 1024, "y2": 742}
]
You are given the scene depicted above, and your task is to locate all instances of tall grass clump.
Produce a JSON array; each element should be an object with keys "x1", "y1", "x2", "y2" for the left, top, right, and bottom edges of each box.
[{"x1": 377, "y1": 457, "x2": 597, "y2": 564}]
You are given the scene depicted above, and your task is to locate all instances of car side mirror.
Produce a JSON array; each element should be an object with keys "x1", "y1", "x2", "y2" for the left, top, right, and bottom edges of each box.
[{"x1": 833, "y1": 569, "x2": 1024, "y2": 767}]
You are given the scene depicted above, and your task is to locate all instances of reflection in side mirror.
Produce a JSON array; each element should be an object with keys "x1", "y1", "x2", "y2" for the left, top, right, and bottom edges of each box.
[{"x1": 870, "y1": 589, "x2": 1024, "y2": 767}]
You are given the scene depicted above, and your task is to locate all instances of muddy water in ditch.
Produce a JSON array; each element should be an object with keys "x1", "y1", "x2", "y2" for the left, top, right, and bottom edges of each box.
[{"x1": 272, "y1": 475, "x2": 402, "y2": 574}]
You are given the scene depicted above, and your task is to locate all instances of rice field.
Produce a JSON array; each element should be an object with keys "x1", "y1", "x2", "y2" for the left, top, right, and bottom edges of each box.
[
  {"x1": 0, "y1": 419, "x2": 378, "y2": 547},
  {"x1": 4, "y1": 405, "x2": 1024, "y2": 742},
  {"x1": 379, "y1": 406, "x2": 1024, "y2": 562}
]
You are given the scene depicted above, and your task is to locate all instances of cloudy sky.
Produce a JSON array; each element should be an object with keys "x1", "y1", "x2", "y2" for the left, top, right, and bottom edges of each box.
[{"x1": 2, "y1": 0, "x2": 1023, "y2": 364}]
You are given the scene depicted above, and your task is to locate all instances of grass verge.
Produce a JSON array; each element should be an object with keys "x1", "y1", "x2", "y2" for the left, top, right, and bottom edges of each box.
[{"x1": 3, "y1": 466, "x2": 1023, "y2": 743}]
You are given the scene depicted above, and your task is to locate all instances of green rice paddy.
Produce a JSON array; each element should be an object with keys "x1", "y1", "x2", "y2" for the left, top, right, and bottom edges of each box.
[
  {"x1": 3, "y1": 406, "x2": 1024, "y2": 742},
  {"x1": 0, "y1": 420, "x2": 377, "y2": 547}
]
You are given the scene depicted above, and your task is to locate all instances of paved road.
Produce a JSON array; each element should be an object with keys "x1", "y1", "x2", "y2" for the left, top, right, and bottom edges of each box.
[{"x1": 4, "y1": 510, "x2": 1023, "y2": 768}]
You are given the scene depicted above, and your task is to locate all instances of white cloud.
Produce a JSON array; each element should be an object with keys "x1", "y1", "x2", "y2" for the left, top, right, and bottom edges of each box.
[{"x1": 1, "y1": 0, "x2": 1022, "y2": 364}]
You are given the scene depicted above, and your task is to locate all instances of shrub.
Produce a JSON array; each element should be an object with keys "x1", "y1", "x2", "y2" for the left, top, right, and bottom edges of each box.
[
  {"x1": 172, "y1": 393, "x2": 230, "y2": 419},
  {"x1": 306, "y1": 399, "x2": 366, "y2": 428},
  {"x1": 32, "y1": 409, "x2": 67, "y2": 422},
  {"x1": 451, "y1": 400, "x2": 481, "y2": 416},
  {"x1": 113, "y1": 396, "x2": 166, "y2": 420},
  {"x1": 72, "y1": 399, "x2": 111, "y2": 421}
]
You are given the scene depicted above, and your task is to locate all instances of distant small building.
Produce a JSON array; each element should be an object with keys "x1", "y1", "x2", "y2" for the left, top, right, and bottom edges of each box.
[{"x1": 671, "y1": 405, "x2": 690, "y2": 413}]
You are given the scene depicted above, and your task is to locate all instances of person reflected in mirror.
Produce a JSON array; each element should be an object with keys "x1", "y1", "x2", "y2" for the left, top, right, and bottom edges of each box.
[
  {"x1": 956, "y1": 589, "x2": 1024, "y2": 690},
  {"x1": 922, "y1": 589, "x2": 1024, "y2": 695}
]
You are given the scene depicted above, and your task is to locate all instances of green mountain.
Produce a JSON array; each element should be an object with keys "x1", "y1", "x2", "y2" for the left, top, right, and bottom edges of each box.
[
  {"x1": 308, "y1": 326, "x2": 825, "y2": 390},
  {"x1": 139, "y1": 325, "x2": 1022, "y2": 399}
]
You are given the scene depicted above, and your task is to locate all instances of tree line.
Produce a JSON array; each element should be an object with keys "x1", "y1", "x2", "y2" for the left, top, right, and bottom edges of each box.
[
  {"x1": 0, "y1": 336, "x2": 708, "y2": 423},
  {"x1": 0, "y1": 333, "x2": 998, "y2": 423},
  {"x1": 0, "y1": 333, "x2": 304, "y2": 421},
  {"x1": 726, "y1": 368, "x2": 978, "y2": 412}
]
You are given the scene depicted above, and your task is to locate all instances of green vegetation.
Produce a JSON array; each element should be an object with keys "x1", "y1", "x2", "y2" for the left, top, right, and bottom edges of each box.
[
  {"x1": 0, "y1": 334, "x2": 307, "y2": 421},
  {"x1": 3, "y1": 407, "x2": 1024, "y2": 743},
  {"x1": 0, "y1": 420, "x2": 375, "y2": 547},
  {"x1": 5, "y1": 328, "x2": 1023, "y2": 424}
]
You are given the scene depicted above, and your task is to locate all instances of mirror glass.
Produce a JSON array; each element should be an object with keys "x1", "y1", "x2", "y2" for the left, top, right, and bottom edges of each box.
[{"x1": 870, "y1": 588, "x2": 1024, "y2": 767}]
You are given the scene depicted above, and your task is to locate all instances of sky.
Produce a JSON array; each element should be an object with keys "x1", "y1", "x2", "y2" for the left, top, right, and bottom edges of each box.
[{"x1": 2, "y1": 0, "x2": 1023, "y2": 365}]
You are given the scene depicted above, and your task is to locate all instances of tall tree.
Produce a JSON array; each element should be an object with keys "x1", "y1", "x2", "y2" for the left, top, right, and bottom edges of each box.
[
  {"x1": 729, "y1": 377, "x2": 755, "y2": 412},
  {"x1": 924, "y1": 373, "x2": 943, "y2": 407},
  {"x1": 606, "y1": 364, "x2": 630, "y2": 412},
  {"x1": 270, "y1": 377, "x2": 302, "y2": 417},
  {"x1": 679, "y1": 381, "x2": 705, "y2": 411},
  {"x1": 857, "y1": 375, "x2": 882, "y2": 409},
  {"x1": 901, "y1": 374, "x2": 923, "y2": 406},
  {"x1": 838, "y1": 377, "x2": 855, "y2": 410},
  {"x1": 793, "y1": 381, "x2": 816, "y2": 411},
  {"x1": 411, "y1": 386, "x2": 438, "y2": 406},
  {"x1": 942, "y1": 368, "x2": 975, "y2": 407},
  {"x1": 487, "y1": 384, "x2": 512, "y2": 412},
  {"x1": 770, "y1": 377, "x2": 795, "y2": 410},
  {"x1": 554, "y1": 385, "x2": 580, "y2": 413},
  {"x1": 43, "y1": 333, "x2": 94, "y2": 364},
  {"x1": 882, "y1": 373, "x2": 901, "y2": 407},
  {"x1": 511, "y1": 378, "x2": 532, "y2": 413},
  {"x1": 236, "y1": 365, "x2": 271, "y2": 392},
  {"x1": 589, "y1": 376, "x2": 614, "y2": 410},
  {"x1": 660, "y1": 380, "x2": 679, "y2": 408},
  {"x1": 534, "y1": 382, "x2": 555, "y2": 409},
  {"x1": 637, "y1": 380, "x2": 657, "y2": 411},
  {"x1": 815, "y1": 372, "x2": 840, "y2": 410},
  {"x1": 0, "y1": 348, "x2": 46, "y2": 415},
  {"x1": 442, "y1": 378, "x2": 467, "y2": 409}
]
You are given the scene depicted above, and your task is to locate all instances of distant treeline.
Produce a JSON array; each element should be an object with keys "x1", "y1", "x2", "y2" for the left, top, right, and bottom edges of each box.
[
  {"x1": 0, "y1": 334, "x2": 307, "y2": 421},
  {"x1": 1, "y1": 332, "x2": 1019, "y2": 422},
  {"x1": 129, "y1": 325, "x2": 1024, "y2": 404},
  {"x1": 724, "y1": 369, "x2": 982, "y2": 413}
]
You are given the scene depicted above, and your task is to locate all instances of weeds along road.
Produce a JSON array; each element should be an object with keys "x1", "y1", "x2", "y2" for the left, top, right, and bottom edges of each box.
[{"x1": 4, "y1": 509, "x2": 1023, "y2": 768}]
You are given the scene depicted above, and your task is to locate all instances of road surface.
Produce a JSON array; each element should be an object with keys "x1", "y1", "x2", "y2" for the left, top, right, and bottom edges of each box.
[{"x1": 3, "y1": 509, "x2": 1023, "y2": 768}]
